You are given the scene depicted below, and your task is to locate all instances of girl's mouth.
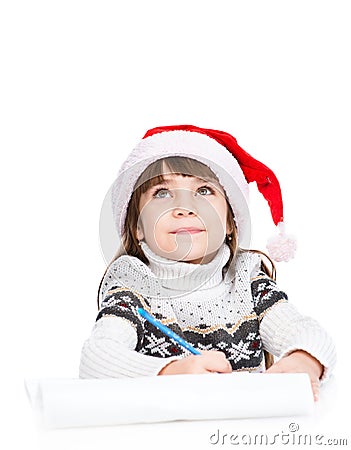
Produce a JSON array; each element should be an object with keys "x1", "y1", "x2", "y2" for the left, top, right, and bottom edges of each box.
[{"x1": 170, "y1": 228, "x2": 205, "y2": 235}]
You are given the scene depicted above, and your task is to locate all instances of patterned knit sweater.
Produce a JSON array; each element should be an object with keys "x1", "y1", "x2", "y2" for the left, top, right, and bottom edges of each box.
[{"x1": 79, "y1": 243, "x2": 336, "y2": 381}]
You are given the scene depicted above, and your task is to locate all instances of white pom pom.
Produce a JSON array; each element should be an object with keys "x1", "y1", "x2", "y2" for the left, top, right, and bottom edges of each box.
[{"x1": 266, "y1": 222, "x2": 297, "y2": 262}]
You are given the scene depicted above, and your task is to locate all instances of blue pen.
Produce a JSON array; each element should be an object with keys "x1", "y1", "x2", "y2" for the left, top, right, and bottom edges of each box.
[{"x1": 137, "y1": 307, "x2": 201, "y2": 355}]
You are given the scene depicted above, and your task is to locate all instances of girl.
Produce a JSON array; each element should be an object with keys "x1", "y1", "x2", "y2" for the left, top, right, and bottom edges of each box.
[{"x1": 79, "y1": 125, "x2": 336, "y2": 401}]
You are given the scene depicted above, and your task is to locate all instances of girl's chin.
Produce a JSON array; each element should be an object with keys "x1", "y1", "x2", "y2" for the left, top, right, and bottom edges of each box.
[
  {"x1": 155, "y1": 244, "x2": 220, "y2": 264},
  {"x1": 150, "y1": 235, "x2": 224, "y2": 262}
]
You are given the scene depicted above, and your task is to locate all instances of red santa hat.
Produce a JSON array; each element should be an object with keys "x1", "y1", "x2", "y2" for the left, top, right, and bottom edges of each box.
[{"x1": 111, "y1": 125, "x2": 296, "y2": 262}]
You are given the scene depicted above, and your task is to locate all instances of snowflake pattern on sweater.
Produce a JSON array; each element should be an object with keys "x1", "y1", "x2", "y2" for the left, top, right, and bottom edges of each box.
[{"x1": 96, "y1": 245, "x2": 288, "y2": 372}]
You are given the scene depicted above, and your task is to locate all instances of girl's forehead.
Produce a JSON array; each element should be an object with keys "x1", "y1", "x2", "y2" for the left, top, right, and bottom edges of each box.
[
  {"x1": 136, "y1": 158, "x2": 226, "y2": 195},
  {"x1": 158, "y1": 172, "x2": 211, "y2": 183},
  {"x1": 160, "y1": 161, "x2": 219, "y2": 183},
  {"x1": 151, "y1": 172, "x2": 224, "y2": 192}
]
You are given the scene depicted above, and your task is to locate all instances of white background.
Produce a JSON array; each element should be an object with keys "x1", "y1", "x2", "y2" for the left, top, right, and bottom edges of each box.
[{"x1": 1, "y1": 1, "x2": 350, "y2": 449}]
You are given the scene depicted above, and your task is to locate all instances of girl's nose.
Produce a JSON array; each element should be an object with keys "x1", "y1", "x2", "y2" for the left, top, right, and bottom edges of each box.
[
  {"x1": 172, "y1": 207, "x2": 196, "y2": 217},
  {"x1": 171, "y1": 189, "x2": 198, "y2": 217}
]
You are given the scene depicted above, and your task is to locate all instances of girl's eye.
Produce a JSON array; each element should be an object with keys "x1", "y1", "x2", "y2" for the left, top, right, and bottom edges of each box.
[
  {"x1": 197, "y1": 186, "x2": 214, "y2": 196},
  {"x1": 152, "y1": 185, "x2": 215, "y2": 198},
  {"x1": 153, "y1": 188, "x2": 171, "y2": 199}
]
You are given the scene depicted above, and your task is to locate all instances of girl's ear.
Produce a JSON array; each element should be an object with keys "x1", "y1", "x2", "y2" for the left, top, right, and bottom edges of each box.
[
  {"x1": 226, "y1": 217, "x2": 234, "y2": 235},
  {"x1": 226, "y1": 206, "x2": 236, "y2": 236},
  {"x1": 136, "y1": 224, "x2": 144, "y2": 241}
]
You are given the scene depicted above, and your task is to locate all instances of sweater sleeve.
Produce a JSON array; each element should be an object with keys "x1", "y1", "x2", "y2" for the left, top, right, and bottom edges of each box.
[
  {"x1": 251, "y1": 269, "x2": 337, "y2": 383},
  {"x1": 259, "y1": 302, "x2": 336, "y2": 383},
  {"x1": 79, "y1": 270, "x2": 181, "y2": 378},
  {"x1": 79, "y1": 316, "x2": 181, "y2": 378}
]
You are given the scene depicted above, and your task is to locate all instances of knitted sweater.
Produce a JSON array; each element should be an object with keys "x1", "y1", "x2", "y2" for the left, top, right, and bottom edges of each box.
[{"x1": 79, "y1": 243, "x2": 336, "y2": 381}]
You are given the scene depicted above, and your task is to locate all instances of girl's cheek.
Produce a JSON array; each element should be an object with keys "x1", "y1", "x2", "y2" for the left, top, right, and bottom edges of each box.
[
  {"x1": 139, "y1": 203, "x2": 166, "y2": 227},
  {"x1": 197, "y1": 204, "x2": 227, "y2": 228}
]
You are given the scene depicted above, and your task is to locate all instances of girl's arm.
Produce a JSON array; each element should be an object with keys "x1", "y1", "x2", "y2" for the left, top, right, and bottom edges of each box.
[
  {"x1": 80, "y1": 275, "x2": 184, "y2": 378},
  {"x1": 79, "y1": 309, "x2": 232, "y2": 378},
  {"x1": 265, "y1": 349, "x2": 323, "y2": 401},
  {"x1": 251, "y1": 270, "x2": 336, "y2": 401},
  {"x1": 250, "y1": 263, "x2": 336, "y2": 384},
  {"x1": 79, "y1": 315, "x2": 182, "y2": 378},
  {"x1": 258, "y1": 301, "x2": 336, "y2": 383}
]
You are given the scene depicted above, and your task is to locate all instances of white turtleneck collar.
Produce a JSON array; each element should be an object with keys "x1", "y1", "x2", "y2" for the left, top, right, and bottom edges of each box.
[{"x1": 139, "y1": 241, "x2": 231, "y2": 293}]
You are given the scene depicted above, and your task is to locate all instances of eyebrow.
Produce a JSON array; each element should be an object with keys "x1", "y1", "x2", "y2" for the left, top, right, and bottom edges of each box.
[{"x1": 151, "y1": 176, "x2": 223, "y2": 191}]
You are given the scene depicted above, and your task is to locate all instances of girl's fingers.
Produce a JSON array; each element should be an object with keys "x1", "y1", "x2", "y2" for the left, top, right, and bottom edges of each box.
[
  {"x1": 265, "y1": 366, "x2": 277, "y2": 373},
  {"x1": 265, "y1": 363, "x2": 321, "y2": 402},
  {"x1": 311, "y1": 380, "x2": 320, "y2": 401},
  {"x1": 265, "y1": 363, "x2": 283, "y2": 373}
]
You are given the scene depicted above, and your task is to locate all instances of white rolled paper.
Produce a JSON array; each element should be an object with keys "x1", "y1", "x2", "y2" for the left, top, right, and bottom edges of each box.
[{"x1": 24, "y1": 372, "x2": 314, "y2": 429}]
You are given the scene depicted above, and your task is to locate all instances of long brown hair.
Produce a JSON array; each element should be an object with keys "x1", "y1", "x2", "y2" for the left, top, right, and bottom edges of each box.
[{"x1": 98, "y1": 156, "x2": 276, "y2": 368}]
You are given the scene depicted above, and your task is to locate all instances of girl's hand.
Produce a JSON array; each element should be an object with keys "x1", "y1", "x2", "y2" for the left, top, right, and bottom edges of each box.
[
  {"x1": 265, "y1": 350, "x2": 324, "y2": 402},
  {"x1": 158, "y1": 350, "x2": 232, "y2": 375}
]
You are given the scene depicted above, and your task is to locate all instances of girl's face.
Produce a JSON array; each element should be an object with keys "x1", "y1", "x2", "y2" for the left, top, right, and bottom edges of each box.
[{"x1": 136, "y1": 168, "x2": 231, "y2": 263}]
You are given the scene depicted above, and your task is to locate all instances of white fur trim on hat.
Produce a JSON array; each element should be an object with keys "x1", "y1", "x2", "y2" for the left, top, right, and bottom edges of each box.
[{"x1": 111, "y1": 130, "x2": 251, "y2": 247}]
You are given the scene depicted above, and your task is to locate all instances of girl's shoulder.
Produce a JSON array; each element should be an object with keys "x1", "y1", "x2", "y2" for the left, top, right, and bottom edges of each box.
[
  {"x1": 236, "y1": 249, "x2": 262, "y2": 265},
  {"x1": 110, "y1": 253, "x2": 149, "y2": 271},
  {"x1": 224, "y1": 250, "x2": 262, "y2": 284},
  {"x1": 100, "y1": 253, "x2": 160, "y2": 301},
  {"x1": 108, "y1": 253, "x2": 156, "y2": 282}
]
